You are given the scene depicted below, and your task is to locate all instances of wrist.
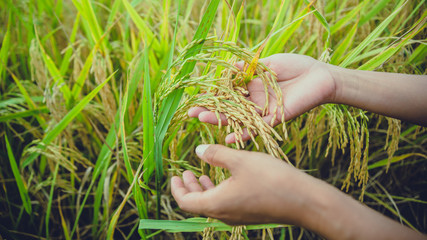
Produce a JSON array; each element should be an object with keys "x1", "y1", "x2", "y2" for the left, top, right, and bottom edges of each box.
[
  {"x1": 290, "y1": 175, "x2": 353, "y2": 239},
  {"x1": 274, "y1": 170, "x2": 338, "y2": 230},
  {"x1": 325, "y1": 63, "x2": 350, "y2": 105}
]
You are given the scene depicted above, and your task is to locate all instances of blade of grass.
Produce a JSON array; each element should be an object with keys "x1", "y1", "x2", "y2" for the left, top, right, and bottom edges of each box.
[
  {"x1": 59, "y1": 12, "x2": 80, "y2": 75},
  {"x1": 156, "y1": 0, "x2": 220, "y2": 140},
  {"x1": 340, "y1": 0, "x2": 406, "y2": 68},
  {"x1": 57, "y1": 193, "x2": 71, "y2": 240},
  {"x1": 368, "y1": 153, "x2": 427, "y2": 170},
  {"x1": 144, "y1": 41, "x2": 164, "y2": 220},
  {"x1": 261, "y1": 0, "x2": 288, "y2": 58},
  {"x1": 5, "y1": 135, "x2": 32, "y2": 214},
  {"x1": 0, "y1": 13, "x2": 11, "y2": 85},
  {"x1": 408, "y1": 43, "x2": 427, "y2": 65},
  {"x1": 71, "y1": 0, "x2": 107, "y2": 53},
  {"x1": 330, "y1": 20, "x2": 359, "y2": 65},
  {"x1": 8, "y1": 70, "x2": 46, "y2": 127},
  {"x1": 120, "y1": 77, "x2": 147, "y2": 223},
  {"x1": 121, "y1": 0, "x2": 160, "y2": 51},
  {"x1": 345, "y1": 47, "x2": 388, "y2": 66},
  {"x1": 254, "y1": 9, "x2": 315, "y2": 54},
  {"x1": 107, "y1": 156, "x2": 144, "y2": 240},
  {"x1": 358, "y1": 12, "x2": 427, "y2": 70},
  {"x1": 139, "y1": 218, "x2": 284, "y2": 232},
  {"x1": 359, "y1": 0, "x2": 392, "y2": 26},
  {"x1": 245, "y1": 1, "x2": 286, "y2": 81},
  {"x1": 22, "y1": 71, "x2": 116, "y2": 168},
  {"x1": 370, "y1": 194, "x2": 427, "y2": 205},
  {"x1": 160, "y1": 0, "x2": 171, "y2": 49},
  {"x1": 70, "y1": 54, "x2": 145, "y2": 239},
  {"x1": 0, "y1": 96, "x2": 43, "y2": 109},
  {"x1": 330, "y1": 1, "x2": 365, "y2": 35},
  {"x1": 142, "y1": 46, "x2": 154, "y2": 183},
  {"x1": 45, "y1": 162, "x2": 60, "y2": 238},
  {"x1": 141, "y1": 0, "x2": 181, "y2": 183},
  {"x1": 397, "y1": 0, "x2": 425, "y2": 34},
  {"x1": 152, "y1": 0, "x2": 219, "y2": 218},
  {"x1": 364, "y1": 192, "x2": 418, "y2": 232},
  {"x1": 106, "y1": 0, "x2": 122, "y2": 29},
  {"x1": 303, "y1": 0, "x2": 331, "y2": 50},
  {"x1": 0, "y1": 107, "x2": 49, "y2": 122},
  {"x1": 130, "y1": 0, "x2": 181, "y2": 131}
]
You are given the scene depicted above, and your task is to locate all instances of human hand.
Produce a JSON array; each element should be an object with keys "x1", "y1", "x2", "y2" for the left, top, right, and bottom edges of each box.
[
  {"x1": 171, "y1": 144, "x2": 320, "y2": 226},
  {"x1": 172, "y1": 145, "x2": 427, "y2": 240},
  {"x1": 189, "y1": 53, "x2": 336, "y2": 143}
]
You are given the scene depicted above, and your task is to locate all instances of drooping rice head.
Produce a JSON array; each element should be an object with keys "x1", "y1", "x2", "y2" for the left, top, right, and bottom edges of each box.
[{"x1": 163, "y1": 38, "x2": 289, "y2": 163}]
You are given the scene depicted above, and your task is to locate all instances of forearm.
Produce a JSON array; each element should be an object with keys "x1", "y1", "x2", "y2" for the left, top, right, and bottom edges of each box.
[
  {"x1": 328, "y1": 65, "x2": 427, "y2": 126},
  {"x1": 293, "y1": 176, "x2": 425, "y2": 240}
]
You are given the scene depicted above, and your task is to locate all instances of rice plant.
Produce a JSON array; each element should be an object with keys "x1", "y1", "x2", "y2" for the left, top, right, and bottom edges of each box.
[{"x1": 0, "y1": 0, "x2": 426, "y2": 239}]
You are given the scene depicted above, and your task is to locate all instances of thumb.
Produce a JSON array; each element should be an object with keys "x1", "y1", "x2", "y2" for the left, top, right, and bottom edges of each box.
[{"x1": 195, "y1": 144, "x2": 241, "y2": 172}]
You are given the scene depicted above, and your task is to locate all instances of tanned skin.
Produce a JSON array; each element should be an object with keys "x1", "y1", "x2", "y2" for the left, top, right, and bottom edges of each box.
[{"x1": 172, "y1": 54, "x2": 427, "y2": 239}]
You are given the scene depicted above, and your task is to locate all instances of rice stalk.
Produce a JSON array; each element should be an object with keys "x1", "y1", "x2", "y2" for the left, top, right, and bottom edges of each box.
[
  {"x1": 165, "y1": 39, "x2": 289, "y2": 162},
  {"x1": 2, "y1": 0, "x2": 426, "y2": 238}
]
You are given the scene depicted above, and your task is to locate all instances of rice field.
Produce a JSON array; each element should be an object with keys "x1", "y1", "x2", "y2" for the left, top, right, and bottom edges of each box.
[{"x1": 0, "y1": 0, "x2": 426, "y2": 239}]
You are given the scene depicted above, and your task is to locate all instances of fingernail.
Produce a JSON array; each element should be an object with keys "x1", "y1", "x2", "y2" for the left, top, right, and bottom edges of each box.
[
  {"x1": 225, "y1": 134, "x2": 234, "y2": 143},
  {"x1": 198, "y1": 111, "x2": 209, "y2": 122},
  {"x1": 196, "y1": 144, "x2": 210, "y2": 157},
  {"x1": 188, "y1": 108, "x2": 196, "y2": 117}
]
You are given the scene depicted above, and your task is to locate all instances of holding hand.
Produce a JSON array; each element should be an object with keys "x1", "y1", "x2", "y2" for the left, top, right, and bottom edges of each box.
[
  {"x1": 171, "y1": 144, "x2": 426, "y2": 240},
  {"x1": 189, "y1": 54, "x2": 336, "y2": 143},
  {"x1": 171, "y1": 144, "x2": 318, "y2": 226},
  {"x1": 189, "y1": 53, "x2": 427, "y2": 140}
]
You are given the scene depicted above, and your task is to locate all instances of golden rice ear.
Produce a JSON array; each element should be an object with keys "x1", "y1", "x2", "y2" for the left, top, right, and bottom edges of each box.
[
  {"x1": 170, "y1": 40, "x2": 290, "y2": 163},
  {"x1": 385, "y1": 117, "x2": 401, "y2": 172},
  {"x1": 230, "y1": 225, "x2": 246, "y2": 240}
]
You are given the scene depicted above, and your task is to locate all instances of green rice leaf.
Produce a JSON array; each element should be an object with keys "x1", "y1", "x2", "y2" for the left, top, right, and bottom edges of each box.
[
  {"x1": 45, "y1": 163, "x2": 60, "y2": 237},
  {"x1": 358, "y1": 12, "x2": 427, "y2": 70},
  {"x1": 0, "y1": 13, "x2": 11, "y2": 81},
  {"x1": 408, "y1": 43, "x2": 427, "y2": 65},
  {"x1": 260, "y1": 0, "x2": 287, "y2": 58},
  {"x1": 359, "y1": 0, "x2": 392, "y2": 26},
  {"x1": 0, "y1": 107, "x2": 49, "y2": 122},
  {"x1": 0, "y1": 96, "x2": 43, "y2": 109},
  {"x1": 156, "y1": 0, "x2": 220, "y2": 137},
  {"x1": 5, "y1": 135, "x2": 32, "y2": 214},
  {"x1": 107, "y1": 161, "x2": 145, "y2": 240},
  {"x1": 304, "y1": 0, "x2": 331, "y2": 50},
  {"x1": 330, "y1": 2, "x2": 365, "y2": 34},
  {"x1": 70, "y1": 54, "x2": 146, "y2": 239},
  {"x1": 340, "y1": 0, "x2": 406, "y2": 68},
  {"x1": 139, "y1": 218, "x2": 284, "y2": 232},
  {"x1": 59, "y1": 12, "x2": 80, "y2": 75},
  {"x1": 9, "y1": 71, "x2": 46, "y2": 127},
  {"x1": 154, "y1": 0, "x2": 220, "y2": 181},
  {"x1": 330, "y1": 20, "x2": 359, "y2": 65},
  {"x1": 122, "y1": 0, "x2": 160, "y2": 51},
  {"x1": 119, "y1": 66, "x2": 147, "y2": 225},
  {"x1": 72, "y1": 0, "x2": 107, "y2": 52},
  {"x1": 368, "y1": 153, "x2": 427, "y2": 170},
  {"x1": 256, "y1": 9, "x2": 315, "y2": 55},
  {"x1": 142, "y1": 46, "x2": 155, "y2": 183},
  {"x1": 364, "y1": 192, "x2": 418, "y2": 231},
  {"x1": 151, "y1": 0, "x2": 219, "y2": 219}
]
